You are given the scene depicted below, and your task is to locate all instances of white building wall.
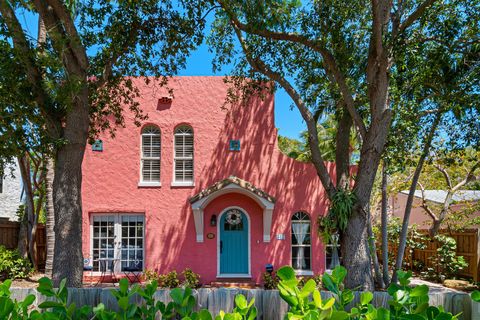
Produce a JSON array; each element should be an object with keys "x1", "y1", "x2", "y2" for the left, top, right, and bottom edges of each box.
[{"x1": 0, "y1": 161, "x2": 23, "y2": 221}]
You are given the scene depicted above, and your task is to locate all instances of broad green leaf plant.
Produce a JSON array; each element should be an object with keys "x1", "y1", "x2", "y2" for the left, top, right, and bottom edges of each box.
[{"x1": 0, "y1": 266, "x2": 466, "y2": 320}]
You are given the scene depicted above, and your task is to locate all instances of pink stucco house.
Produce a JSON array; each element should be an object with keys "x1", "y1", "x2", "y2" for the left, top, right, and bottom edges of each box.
[{"x1": 81, "y1": 77, "x2": 333, "y2": 285}]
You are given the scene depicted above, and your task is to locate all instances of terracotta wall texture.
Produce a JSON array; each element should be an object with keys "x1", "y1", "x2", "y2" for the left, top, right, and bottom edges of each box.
[{"x1": 81, "y1": 76, "x2": 334, "y2": 284}]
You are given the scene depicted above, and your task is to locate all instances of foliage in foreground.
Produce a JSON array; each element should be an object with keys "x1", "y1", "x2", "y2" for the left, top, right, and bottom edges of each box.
[{"x1": 0, "y1": 266, "x2": 465, "y2": 319}]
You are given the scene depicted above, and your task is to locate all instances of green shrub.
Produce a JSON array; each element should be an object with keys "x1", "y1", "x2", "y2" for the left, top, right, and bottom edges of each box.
[
  {"x1": 143, "y1": 268, "x2": 160, "y2": 282},
  {"x1": 0, "y1": 245, "x2": 32, "y2": 280},
  {"x1": 182, "y1": 268, "x2": 201, "y2": 288},
  {"x1": 143, "y1": 269, "x2": 181, "y2": 288},
  {"x1": 160, "y1": 270, "x2": 180, "y2": 288},
  {"x1": 422, "y1": 235, "x2": 468, "y2": 282},
  {"x1": 262, "y1": 271, "x2": 278, "y2": 290}
]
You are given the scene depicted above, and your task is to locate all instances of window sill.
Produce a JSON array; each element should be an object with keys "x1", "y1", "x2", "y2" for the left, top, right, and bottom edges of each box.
[
  {"x1": 171, "y1": 181, "x2": 195, "y2": 188},
  {"x1": 294, "y1": 270, "x2": 314, "y2": 276},
  {"x1": 138, "y1": 182, "x2": 161, "y2": 188}
]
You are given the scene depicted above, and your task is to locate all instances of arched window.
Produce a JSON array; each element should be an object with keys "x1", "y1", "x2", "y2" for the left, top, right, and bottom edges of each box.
[
  {"x1": 173, "y1": 125, "x2": 194, "y2": 185},
  {"x1": 141, "y1": 126, "x2": 161, "y2": 183},
  {"x1": 291, "y1": 211, "x2": 311, "y2": 271}
]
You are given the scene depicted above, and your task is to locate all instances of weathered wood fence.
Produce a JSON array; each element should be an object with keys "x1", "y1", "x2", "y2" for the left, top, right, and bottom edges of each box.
[
  {"x1": 413, "y1": 229, "x2": 480, "y2": 282},
  {"x1": 379, "y1": 229, "x2": 480, "y2": 282},
  {"x1": 9, "y1": 287, "x2": 473, "y2": 320},
  {"x1": 0, "y1": 221, "x2": 46, "y2": 270}
]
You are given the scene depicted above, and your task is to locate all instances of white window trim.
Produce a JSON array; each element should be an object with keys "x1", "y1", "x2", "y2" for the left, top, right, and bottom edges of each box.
[
  {"x1": 173, "y1": 125, "x2": 194, "y2": 185},
  {"x1": 138, "y1": 181, "x2": 162, "y2": 187},
  {"x1": 140, "y1": 126, "x2": 161, "y2": 185},
  {"x1": 171, "y1": 181, "x2": 195, "y2": 187}
]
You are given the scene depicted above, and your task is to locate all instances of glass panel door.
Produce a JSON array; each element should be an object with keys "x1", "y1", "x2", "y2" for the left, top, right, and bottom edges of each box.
[
  {"x1": 120, "y1": 215, "x2": 144, "y2": 271},
  {"x1": 91, "y1": 215, "x2": 116, "y2": 272},
  {"x1": 91, "y1": 214, "x2": 145, "y2": 273}
]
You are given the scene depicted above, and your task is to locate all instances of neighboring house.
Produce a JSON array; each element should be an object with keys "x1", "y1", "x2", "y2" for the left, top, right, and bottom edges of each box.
[
  {"x1": 82, "y1": 77, "x2": 335, "y2": 284},
  {"x1": 391, "y1": 190, "x2": 480, "y2": 228},
  {"x1": 0, "y1": 160, "x2": 23, "y2": 221}
]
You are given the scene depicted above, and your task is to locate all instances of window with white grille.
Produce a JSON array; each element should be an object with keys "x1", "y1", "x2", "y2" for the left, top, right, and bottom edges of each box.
[
  {"x1": 291, "y1": 211, "x2": 312, "y2": 271},
  {"x1": 174, "y1": 125, "x2": 194, "y2": 184},
  {"x1": 141, "y1": 126, "x2": 161, "y2": 183}
]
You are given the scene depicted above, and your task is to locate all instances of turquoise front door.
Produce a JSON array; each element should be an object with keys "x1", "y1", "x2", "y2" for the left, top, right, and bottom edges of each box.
[{"x1": 220, "y1": 208, "x2": 249, "y2": 275}]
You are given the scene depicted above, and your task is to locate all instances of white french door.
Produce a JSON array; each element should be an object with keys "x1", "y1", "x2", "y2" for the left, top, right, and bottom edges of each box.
[{"x1": 91, "y1": 214, "x2": 145, "y2": 272}]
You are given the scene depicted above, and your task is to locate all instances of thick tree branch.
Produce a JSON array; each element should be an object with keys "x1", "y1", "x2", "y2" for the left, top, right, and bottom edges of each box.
[
  {"x1": 32, "y1": 0, "x2": 86, "y2": 76},
  {"x1": 418, "y1": 182, "x2": 438, "y2": 221},
  {"x1": 44, "y1": 0, "x2": 88, "y2": 70},
  {"x1": 0, "y1": 0, "x2": 60, "y2": 137},
  {"x1": 0, "y1": 2, "x2": 43, "y2": 98},
  {"x1": 434, "y1": 164, "x2": 452, "y2": 189},
  {"x1": 232, "y1": 24, "x2": 336, "y2": 198},
  {"x1": 452, "y1": 161, "x2": 480, "y2": 192},
  {"x1": 218, "y1": 1, "x2": 367, "y2": 139},
  {"x1": 397, "y1": 0, "x2": 437, "y2": 35}
]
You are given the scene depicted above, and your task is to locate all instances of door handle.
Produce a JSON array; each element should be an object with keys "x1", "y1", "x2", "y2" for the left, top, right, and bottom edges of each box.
[{"x1": 220, "y1": 241, "x2": 223, "y2": 254}]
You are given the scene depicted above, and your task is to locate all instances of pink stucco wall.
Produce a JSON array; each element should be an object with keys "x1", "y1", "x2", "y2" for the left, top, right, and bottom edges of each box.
[{"x1": 82, "y1": 76, "x2": 333, "y2": 284}]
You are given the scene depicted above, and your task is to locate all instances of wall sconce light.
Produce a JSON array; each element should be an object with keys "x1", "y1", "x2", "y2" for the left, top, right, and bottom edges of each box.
[{"x1": 210, "y1": 214, "x2": 217, "y2": 227}]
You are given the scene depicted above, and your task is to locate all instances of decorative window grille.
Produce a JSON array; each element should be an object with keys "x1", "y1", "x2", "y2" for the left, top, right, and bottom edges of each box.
[
  {"x1": 174, "y1": 125, "x2": 194, "y2": 183},
  {"x1": 141, "y1": 126, "x2": 161, "y2": 182},
  {"x1": 291, "y1": 211, "x2": 312, "y2": 271}
]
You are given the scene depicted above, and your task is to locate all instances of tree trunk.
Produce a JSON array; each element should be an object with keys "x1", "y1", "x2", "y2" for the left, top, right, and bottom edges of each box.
[
  {"x1": 381, "y1": 162, "x2": 389, "y2": 286},
  {"x1": 17, "y1": 155, "x2": 38, "y2": 269},
  {"x1": 44, "y1": 157, "x2": 55, "y2": 278},
  {"x1": 17, "y1": 209, "x2": 28, "y2": 258},
  {"x1": 392, "y1": 112, "x2": 442, "y2": 283},
  {"x1": 335, "y1": 111, "x2": 352, "y2": 188},
  {"x1": 342, "y1": 112, "x2": 391, "y2": 290},
  {"x1": 341, "y1": 205, "x2": 373, "y2": 290},
  {"x1": 52, "y1": 87, "x2": 89, "y2": 287},
  {"x1": 367, "y1": 211, "x2": 384, "y2": 288},
  {"x1": 429, "y1": 218, "x2": 442, "y2": 237}
]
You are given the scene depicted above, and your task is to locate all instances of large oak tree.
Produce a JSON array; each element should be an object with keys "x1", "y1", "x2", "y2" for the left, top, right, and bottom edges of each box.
[{"x1": 0, "y1": 0, "x2": 203, "y2": 286}]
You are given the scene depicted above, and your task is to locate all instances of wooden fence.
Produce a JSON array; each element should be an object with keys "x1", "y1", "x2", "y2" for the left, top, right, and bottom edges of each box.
[
  {"x1": 9, "y1": 287, "x2": 473, "y2": 320},
  {"x1": 412, "y1": 229, "x2": 480, "y2": 282},
  {"x1": 0, "y1": 221, "x2": 47, "y2": 271},
  {"x1": 380, "y1": 229, "x2": 480, "y2": 282}
]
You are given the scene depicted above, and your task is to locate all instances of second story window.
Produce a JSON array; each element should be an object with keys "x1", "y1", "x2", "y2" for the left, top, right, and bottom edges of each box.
[
  {"x1": 141, "y1": 126, "x2": 161, "y2": 184},
  {"x1": 173, "y1": 125, "x2": 194, "y2": 185}
]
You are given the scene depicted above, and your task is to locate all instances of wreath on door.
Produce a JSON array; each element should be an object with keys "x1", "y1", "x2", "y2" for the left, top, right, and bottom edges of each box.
[{"x1": 226, "y1": 209, "x2": 242, "y2": 226}]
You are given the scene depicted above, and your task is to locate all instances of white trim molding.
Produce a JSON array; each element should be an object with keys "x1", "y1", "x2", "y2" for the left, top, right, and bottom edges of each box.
[
  {"x1": 138, "y1": 181, "x2": 161, "y2": 187},
  {"x1": 295, "y1": 270, "x2": 314, "y2": 276},
  {"x1": 171, "y1": 181, "x2": 195, "y2": 187},
  {"x1": 190, "y1": 182, "x2": 275, "y2": 242}
]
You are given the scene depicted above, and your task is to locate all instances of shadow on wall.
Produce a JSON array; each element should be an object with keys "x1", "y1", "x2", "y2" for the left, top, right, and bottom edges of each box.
[{"x1": 142, "y1": 83, "x2": 332, "y2": 278}]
